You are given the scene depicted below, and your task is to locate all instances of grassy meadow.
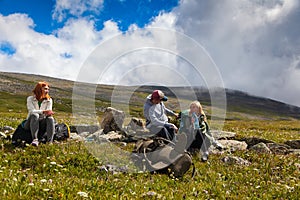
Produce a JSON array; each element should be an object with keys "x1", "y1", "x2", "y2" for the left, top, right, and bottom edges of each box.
[
  {"x1": 1, "y1": 113, "x2": 300, "y2": 199},
  {"x1": 0, "y1": 72, "x2": 300, "y2": 199}
]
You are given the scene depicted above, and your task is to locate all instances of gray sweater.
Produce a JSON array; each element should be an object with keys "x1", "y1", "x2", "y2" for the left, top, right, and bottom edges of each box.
[{"x1": 143, "y1": 94, "x2": 176, "y2": 128}]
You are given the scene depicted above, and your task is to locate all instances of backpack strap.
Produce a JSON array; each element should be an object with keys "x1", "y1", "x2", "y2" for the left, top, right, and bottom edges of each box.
[
  {"x1": 153, "y1": 137, "x2": 175, "y2": 146},
  {"x1": 190, "y1": 162, "x2": 196, "y2": 178},
  {"x1": 185, "y1": 151, "x2": 196, "y2": 178}
]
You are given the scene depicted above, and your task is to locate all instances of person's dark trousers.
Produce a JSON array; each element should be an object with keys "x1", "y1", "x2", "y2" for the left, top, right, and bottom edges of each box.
[
  {"x1": 149, "y1": 125, "x2": 175, "y2": 141},
  {"x1": 24, "y1": 113, "x2": 55, "y2": 142},
  {"x1": 189, "y1": 129, "x2": 209, "y2": 153}
]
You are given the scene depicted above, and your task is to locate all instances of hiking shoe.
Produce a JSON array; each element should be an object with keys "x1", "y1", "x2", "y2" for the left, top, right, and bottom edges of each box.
[
  {"x1": 31, "y1": 139, "x2": 39, "y2": 147},
  {"x1": 201, "y1": 151, "x2": 209, "y2": 162},
  {"x1": 213, "y1": 141, "x2": 224, "y2": 151}
]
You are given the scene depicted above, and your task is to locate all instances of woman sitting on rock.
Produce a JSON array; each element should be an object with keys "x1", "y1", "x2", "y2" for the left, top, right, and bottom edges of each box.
[{"x1": 23, "y1": 81, "x2": 55, "y2": 146}]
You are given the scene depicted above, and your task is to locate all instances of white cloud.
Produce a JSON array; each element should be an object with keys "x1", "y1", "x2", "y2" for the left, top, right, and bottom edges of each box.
[
  {"x1": 168, "y1": 0, "x2": 300, "y2": 106},
  {"x1": 0, "y1": 13, "x2": 35, "y2": 42},
  {"x1": 1, "y1": 0, "x2": 300, "y2": 107},
  {"x1": 52, "y1": 0, "x2": 104, "y2": 22},
  {"x1": 265, "y1": 0, "x2": 298, "y2": 22},
  {"x1": 148, "y1": 11, "x2": 178, "y2": 29},
  {"x1": 0, "y1": 14, "x2": 120, "y2": 81}
]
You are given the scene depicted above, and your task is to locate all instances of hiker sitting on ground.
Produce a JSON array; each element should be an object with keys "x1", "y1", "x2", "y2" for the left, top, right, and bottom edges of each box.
[
  {"x1": 143, "y1": 90, "x2": 179, "y2": 141},
  {"x1": 23, "y1": 81, "x2": 55, "y2": 146},
  {"x1": 178, "y1": 101, "x2": 223, "y2": 162}
]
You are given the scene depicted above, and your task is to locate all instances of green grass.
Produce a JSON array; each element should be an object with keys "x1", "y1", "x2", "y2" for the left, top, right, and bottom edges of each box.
[
  {"x1": 1, "y1": 114, "x2": 300, "y2": 199},
  {"x1": 0, "y1": 92, "x2": 27, "y2": 113},
  {"x1": 224, "y1": 120, "x2": 300, "y2": 143},
  {"x1": 1, "y1": 140, "x2": 299, "y2": 199}
]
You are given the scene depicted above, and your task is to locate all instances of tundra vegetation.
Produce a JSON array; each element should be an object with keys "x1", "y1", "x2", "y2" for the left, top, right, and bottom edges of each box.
[{"x1": 0, "y1": 72, "x2": 299, "y2": 199}]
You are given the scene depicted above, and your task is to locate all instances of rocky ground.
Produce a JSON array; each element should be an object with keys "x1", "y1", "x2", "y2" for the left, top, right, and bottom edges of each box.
[{"x1": 2, "y1": 107, "x2": 299, "y2": 171}]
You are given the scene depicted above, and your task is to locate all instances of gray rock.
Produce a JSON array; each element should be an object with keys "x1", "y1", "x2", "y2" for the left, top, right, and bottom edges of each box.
[
  {"x1": 98, "y1": 131, "x2": 124, "y2": 141},
  {"x1": 127, "y1": 117, "x2": 145, "y2": 132},
  {"x1": 69, "y1": 125, "x2": 100, "y2": 134},
  {"x1": 69, "y1": 132, "x2": 84, "y2": 140},
  {"x1": 78, "y1": 132, "x2": 90, "y2": 138},
  {"x1": 210, "y1": 130, "x2": 236, "y2": 140},
  {"x1": 266, "y1": 143, "x2": 291, "y2": 155},
  {"x1": 218, "y1": 140, "x2": 248, "y2": 152},
  {"x1": 284, "y1": 140, "x2": 300, "y2": 149},
  {"x1": 240, "y1": 137, "x2": 275, "y2": 148},
  {"x1": 99, "y1": 164, "x2": 129, "y2": 174},
  {"x1": 289, "y1": 149, "x2": 300, "y2": 156},
  {"x1": 221, "y1": 156, "x2": 251, "y2": 166},
  {"x1": 249, "y1": 142, "x2": 272, "y2": 154},
  {"x1": 101, "y1": 107, "x2": 125, "y2": 134},
  {"x1": 2, "y1": 126, "x2": 14, "y2": 131}
]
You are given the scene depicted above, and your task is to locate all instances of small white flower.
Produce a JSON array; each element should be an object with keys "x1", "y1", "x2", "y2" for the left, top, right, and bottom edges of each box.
[
  {"x1": 40, "y1": 179, "x2": 47, "y2": 183},
  {"x1": 50, "y1": 162, "x2": 57, "y2": 165},
  {"x1": 77, "y1": 191, "x2": 88, "y2": 198},
  {"x1": 28, "y1": 183, "x2": 34, "y2": 186},
  {"x1": 43, "y1": 188, "x2": 50, "y2": 192}
]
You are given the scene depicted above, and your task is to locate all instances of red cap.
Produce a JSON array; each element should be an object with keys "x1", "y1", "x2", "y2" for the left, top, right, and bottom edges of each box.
[{"x1": 151, "y1": 90, "x2": 168, "y2": 101}]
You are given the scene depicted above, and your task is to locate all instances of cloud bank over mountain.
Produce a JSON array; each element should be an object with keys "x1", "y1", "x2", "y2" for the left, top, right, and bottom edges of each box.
[{"x1": 0, "y1": 0, "x2": 299, "y2": 106}]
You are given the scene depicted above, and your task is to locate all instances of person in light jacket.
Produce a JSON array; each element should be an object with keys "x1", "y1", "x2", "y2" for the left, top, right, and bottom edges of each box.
[
  {"x1": 178, "y1": 101, "x2": 223, "y2": 161},
  {"x1": 143, "y1": 90, "x2": 178, "y2": 141},
  {"x1": 23, "y1": 81, "x2": 55, "y2": 146}
]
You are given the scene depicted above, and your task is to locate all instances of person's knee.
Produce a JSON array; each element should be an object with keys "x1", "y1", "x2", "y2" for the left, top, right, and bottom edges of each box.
[
  {"x1": 46, "y1": 116, "x2": 55, "y2": 124},
  {"x1": 29, "y1": 113, "x2": 39, "y2": 120}
]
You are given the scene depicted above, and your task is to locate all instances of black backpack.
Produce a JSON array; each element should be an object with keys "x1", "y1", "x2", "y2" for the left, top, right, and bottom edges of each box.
[
  {"x1": 53, "y1": 123, "x2": 70, "y2": 141},
  {"x1": 12, "y1": 122, "x2": 70, "y2": 146},
  {"x1": 11, "y1": 124, "x2": 34, "y2": 146},
  {"x1": 132, "y1": 134, "x2": 195, "y2": 178},
  {"x1": 11, "y1": 124, "x2": 49, "y2": 147}
]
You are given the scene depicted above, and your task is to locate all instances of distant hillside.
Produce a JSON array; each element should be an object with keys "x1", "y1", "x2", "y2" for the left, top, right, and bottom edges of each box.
[{"x1": 1, "y1": 71, "x2": 300, "y2": 120}]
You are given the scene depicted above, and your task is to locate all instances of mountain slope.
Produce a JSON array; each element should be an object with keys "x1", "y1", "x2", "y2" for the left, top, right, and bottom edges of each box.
[{"x1": 0, "y1": 71, "x2": 299, "y2": 120}]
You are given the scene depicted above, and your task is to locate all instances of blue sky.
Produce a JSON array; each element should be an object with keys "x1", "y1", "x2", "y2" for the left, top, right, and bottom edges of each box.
[
  {"x1": 0, "y1": 0, "x2": 55, "y2": 33},
  {"x1": 0, "y1": 0, "x2": 178, "y2": 34},
  {"x1": 0, "y1": 0, "x2": 300, "y2": 107}
]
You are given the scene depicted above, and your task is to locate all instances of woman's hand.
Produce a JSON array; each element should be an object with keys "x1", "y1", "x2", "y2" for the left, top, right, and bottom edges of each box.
[
  {"x1": 171, "y1": 124, "x2": 178, "y2": 132},
  {"x1": 43, "y1": 110, "x2": 54, "y2": 116}
]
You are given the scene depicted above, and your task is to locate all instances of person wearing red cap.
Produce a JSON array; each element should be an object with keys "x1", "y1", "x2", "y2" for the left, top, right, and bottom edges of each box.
[{"x1": 143, "y1": 90, "x2": 179, "y2": 141}]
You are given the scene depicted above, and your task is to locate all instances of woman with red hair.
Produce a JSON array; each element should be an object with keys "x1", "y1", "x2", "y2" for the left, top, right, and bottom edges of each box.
[{"x1": 23, "y1": 81, "x2": 55, "y2": 146}]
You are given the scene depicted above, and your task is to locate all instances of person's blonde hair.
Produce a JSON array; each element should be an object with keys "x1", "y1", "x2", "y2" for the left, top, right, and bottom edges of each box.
[{"x1": 189, "y1": 101, "x2": 206, "y2": 121}]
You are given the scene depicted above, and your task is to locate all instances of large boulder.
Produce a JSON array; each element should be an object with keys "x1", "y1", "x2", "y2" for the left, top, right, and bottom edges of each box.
[{"x1": 100, "y1": 107, "x2": 125, "y2": 134}]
